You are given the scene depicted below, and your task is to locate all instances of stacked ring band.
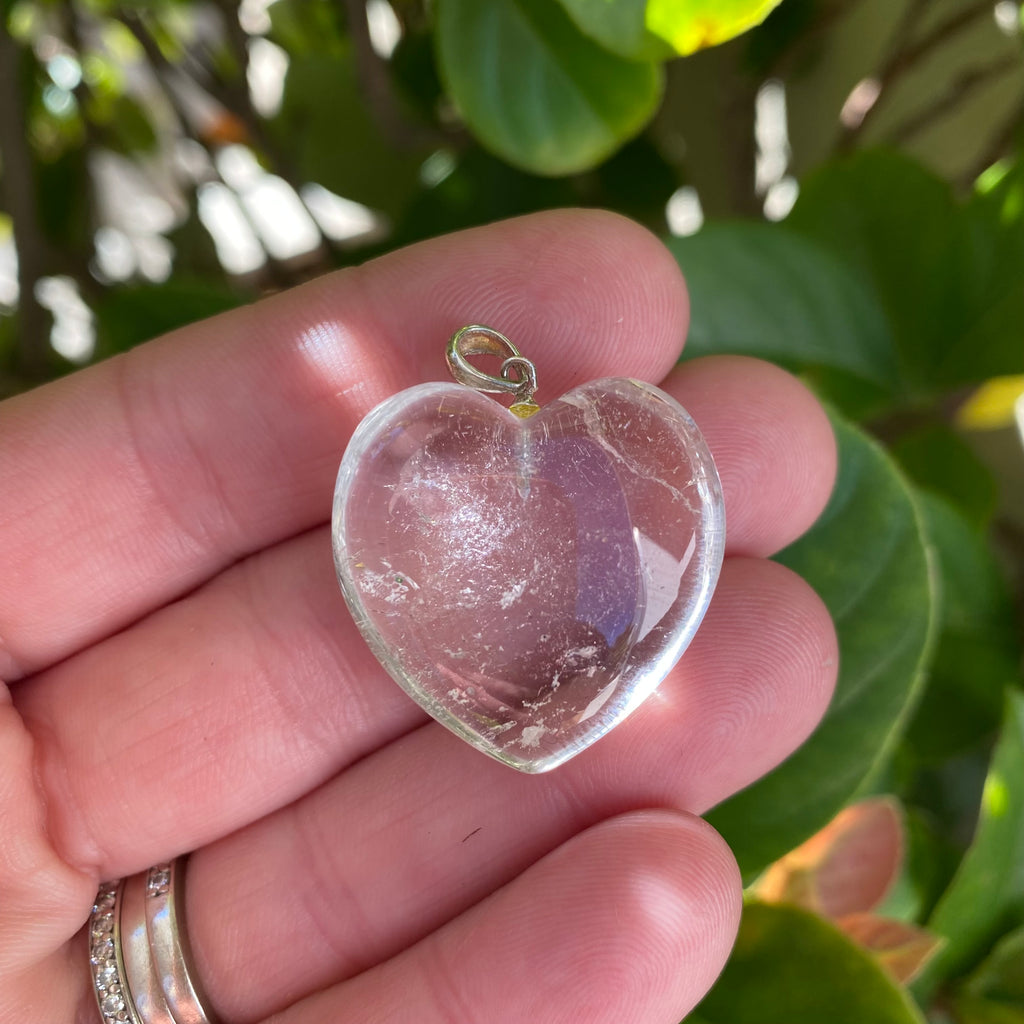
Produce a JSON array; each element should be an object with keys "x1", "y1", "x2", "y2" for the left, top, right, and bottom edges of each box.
[{"x1": 88, "y1": 858, "x2": 217, "y2": 1024}]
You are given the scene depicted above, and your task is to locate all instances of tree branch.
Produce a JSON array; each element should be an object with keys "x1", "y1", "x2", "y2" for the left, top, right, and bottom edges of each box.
[
  {"x1": 962, "y1": 89, "x2": 1024, "y2": 186},
  {"x1": 193, "y1": 0, "x2": 310, "y2": 182},
  {"x1": 885, "y1": 54, "x2": 1021, "y2": 145},
  {"x1": 766, "y1": 0, "x2": 870, "y2": 81},
  {"x1": 886, "y1": 0, "x2": 992, "y2": 81},
  {"x1": 118, "y1": 6, "x2": 334, "y2": 249},
  {"x1": 118, "y1": 10, "x2": 338, "y2": 286},
  {"x1": 838, "y1": 0, "x2": 995, "y2": 150},
  {"x1": 0, "y1": 17, "x2": 52, "y2": 380},
  {"x1": 338, "y1": 0, "x2": 441, "y2": 150}
]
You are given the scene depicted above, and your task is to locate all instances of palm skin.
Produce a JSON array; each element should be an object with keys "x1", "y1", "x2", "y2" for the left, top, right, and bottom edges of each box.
[{"x1": 0, "y1": 210, "x2": 837, "y2": 1024}]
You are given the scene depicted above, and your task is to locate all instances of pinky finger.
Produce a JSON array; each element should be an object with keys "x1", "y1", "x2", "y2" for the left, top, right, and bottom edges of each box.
[{"x1": 267, "y1": 810, "x2": 741, "y2": 1024}]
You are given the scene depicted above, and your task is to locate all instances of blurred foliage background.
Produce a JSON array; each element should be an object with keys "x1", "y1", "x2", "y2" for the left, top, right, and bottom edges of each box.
[{"x1": 2, "y1": 0, "x2": 1024, "y2": 1021}]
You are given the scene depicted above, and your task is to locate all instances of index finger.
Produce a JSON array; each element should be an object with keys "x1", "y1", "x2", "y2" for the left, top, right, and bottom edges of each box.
[{"x1": 0, "y1": 210, "x2": 688, "y2": 680}]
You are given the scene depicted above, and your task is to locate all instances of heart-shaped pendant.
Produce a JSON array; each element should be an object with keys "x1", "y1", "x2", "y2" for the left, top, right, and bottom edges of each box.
[{"x1": 332, "y1": 326, "x2": 724, "y2": 772}]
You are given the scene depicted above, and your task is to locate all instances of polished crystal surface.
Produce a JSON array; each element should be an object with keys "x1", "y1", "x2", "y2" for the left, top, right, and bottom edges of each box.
[{"x1": 333, "y1": 378, "x2": 725, "y2": 772}]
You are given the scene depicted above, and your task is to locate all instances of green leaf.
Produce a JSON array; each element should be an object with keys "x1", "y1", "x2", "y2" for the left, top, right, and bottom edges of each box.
[
  {"x1": 668, "y1": 223, "x2": 897, "y2": 389},
  {"x1": 553, "y1": 0, "x2": 673, "y2": 61},
  {"x1": 693, "y1": 902, "x2": 927, "y2": 1023},
  {"x1": 435, "y1": 0, "x2": 663, "y2": 176},
  {"x1": 267, "y1": 0, "x2": 346, "y2": 55},
  {"x1": 786, "y1": 151, "x2": 959, "y2": 399},
  {"x1": 646, "y1": 0, "x2": 785, "y2": 56},
  {"x1": 271, "y1": 50, "x2": 424, "y2": 216},
  {"x1": 742, "y1": 0, "x2": 820, "y2": 76},
  {"x1": 590, "y1": 135, "x2": 679, "y2": 225},
  {"x1": 389, "y1": 24, "x2": 446, "y2": 125},
  {"x1": 946, "y1": 160, "x2": 1024, "y2": 387},
  {"x1": 706, "y1": 413, "x2": 936, "y2": 879},
  {"x1": 395, "y1": 147, "x2": 578, "y2": 245},
  {"x1": 106, "y1": 94, "x2": 158, "y2": 154},
  {"x1": 878, "y1": 806, "x2": 963, "y2": 924},
  {"x1": 918, "y1": 692, "x2": 1024, "y2": 991},
  {"x1": 902, "y1": 495, "x2": 1021, "y2": 762},
  {"x1": 34, "y1": 148, "x2": 91, "y2": 253},
  {"x1": 786, "y1": 151, "x2": 1024, "y2": 399},
  {"x1": 892, "y1": 425, "x2": 998, "y2": 531},
  {"x1": 94, "y1": 280, "x2": 246, "y2": 355},
  {"x1": 963, "y1": 924, "x2": 1024, "y2": 1009},
  {"x1": 953, "y1": 996, "x2": 1024, "y2": 1024}
]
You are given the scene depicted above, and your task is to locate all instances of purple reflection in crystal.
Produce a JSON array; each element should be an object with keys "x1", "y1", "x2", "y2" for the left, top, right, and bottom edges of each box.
[{"x1": 536, "y1": 435, "x2": 640, "y2": 651}]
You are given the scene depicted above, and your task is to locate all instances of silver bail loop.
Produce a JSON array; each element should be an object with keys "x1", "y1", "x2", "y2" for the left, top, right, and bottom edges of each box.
[{"x1": 446, "y1": 325, "x2": 538, "y2": 405}]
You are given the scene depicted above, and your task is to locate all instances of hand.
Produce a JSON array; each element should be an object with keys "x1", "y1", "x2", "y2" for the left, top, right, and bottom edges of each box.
[{"x1": 0, "y1": 210, "x2": 837, "y2": 1024}]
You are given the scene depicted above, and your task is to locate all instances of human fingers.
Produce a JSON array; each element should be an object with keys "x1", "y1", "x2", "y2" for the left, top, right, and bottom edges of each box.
[
  {"x1": 253, "y1": 811, "x2": 739, "y2": 1024},
  {"x1": 0, "y1": 210, "x2": 687, "y2": 681},
  {"x1": 16, "y1": 356, "x2": 835, "y2": 875},
  {"x1": 16, "y1": 527, "x2": 419, "y2": 873},
  {"x1": 180, "y1": 558, "x2": 834, "y2": 1021}
]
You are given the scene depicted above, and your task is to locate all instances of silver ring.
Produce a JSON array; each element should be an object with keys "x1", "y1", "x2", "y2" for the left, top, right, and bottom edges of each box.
[
  {"x1": 121, "y1": 868, "x2": 175, "y2": 1023},
  {"x1": 145, "y1": 861, "x2": 216, "y2": 1024},
  {"x1": 88, "y1": 858, "x2": 217, "y2": 1024},
  {"x1": 89, "y1": 879, "x2": 141, "y2": 1024}
]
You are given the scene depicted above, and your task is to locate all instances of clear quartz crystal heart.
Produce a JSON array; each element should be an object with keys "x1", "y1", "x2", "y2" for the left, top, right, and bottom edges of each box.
[{"x1": 332, "y1": 373, "x2": 725, "y2": 772}]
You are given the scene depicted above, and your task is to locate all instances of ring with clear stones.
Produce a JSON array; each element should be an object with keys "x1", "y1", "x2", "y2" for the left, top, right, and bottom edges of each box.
[{"x1": 87, "y1": 857, "x2": 217, "y2": 1024}]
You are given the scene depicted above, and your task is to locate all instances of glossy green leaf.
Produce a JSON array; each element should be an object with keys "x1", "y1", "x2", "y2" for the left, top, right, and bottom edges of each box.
[
  {"x1": 918, "y1": 692, "x2": 1024, "y2": 991},
  {"x1": 902, "y1": 495, "x2": 1020, "y2": 762},
  {"x1": 668, "y1": 223, "x2": 897, "y2": 388},
  {"x1": 892, "y1": 425, "x2": 999, "y2": 531},
  {"x1": 694, "y1": 902, "x2": 927, "y2": 1023},
  {"x1": 435, "y1": 0, "x2": 663, "y2": 176},
  {"x1": 553, "y1": 0, "x2": 673, "y2": 61},
  {"x1": 707, "y1": 413, "x2": 936, "y2": 879},
  {"x1": 786, "y1": 152, "x2": 959, "y2": 398},
  {"x1": 556, "y1": 0, "x2": 791, "y2": 61},
  {"x1": 646, "y1": 0, "x2": 785, "y2": 56},
  {"x1": 787, "y1": 151, "x2": 1024, "y2": 398},
  {"x1": 950, "y1": 160, "x2": 1024, "y2": 387}
]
